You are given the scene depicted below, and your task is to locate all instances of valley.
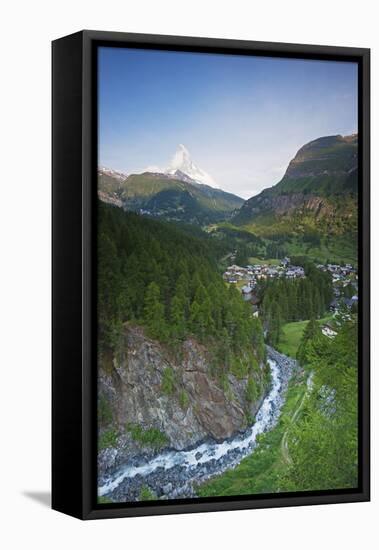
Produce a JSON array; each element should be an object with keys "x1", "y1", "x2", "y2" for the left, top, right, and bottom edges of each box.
[{"x1": 97, "y1": 133, "x2": 359, "y2": 503}]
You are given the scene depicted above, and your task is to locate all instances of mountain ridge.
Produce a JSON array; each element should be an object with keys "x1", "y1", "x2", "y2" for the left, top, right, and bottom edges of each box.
[
  {"x1": 165, "y1": 143, "x2": 218, "y2": 188},
  {"x1": 234, "y1": 134, "x2": 358, "y2": 235},
  {"x1": 98, "y1": 146, "x2": 244, "y2": 225}
]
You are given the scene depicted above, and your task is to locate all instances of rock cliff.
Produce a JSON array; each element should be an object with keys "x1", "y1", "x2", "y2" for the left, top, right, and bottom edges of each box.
[{"x1": 98, "y1": 324, "x2": 268, "y2": 479}]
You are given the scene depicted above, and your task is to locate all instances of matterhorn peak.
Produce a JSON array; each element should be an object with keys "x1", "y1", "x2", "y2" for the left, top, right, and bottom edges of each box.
[{"x1": 166, "y1": 144, "x2": 218, "y2": 188}]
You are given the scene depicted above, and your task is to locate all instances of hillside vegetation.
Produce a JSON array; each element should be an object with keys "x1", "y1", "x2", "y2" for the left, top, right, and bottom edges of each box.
[
  {"x1": 98, "y1": 171, "x2": 243, "y2": 225},
  {"x1": 258, "y1": 260, "x2": 333, "y2": 346},
  {"x1": 97, "y1": 201, "x2": 270, "y2": 426},
  {"x1": 231, "y1": 134, "x2": 358, "y2": 264},
  {"x1": 97, "y1": 202, "x2": 275, "y2": 482},
  {"x1": 197, "y1": 316, "x2": 358, "y2": 496}
]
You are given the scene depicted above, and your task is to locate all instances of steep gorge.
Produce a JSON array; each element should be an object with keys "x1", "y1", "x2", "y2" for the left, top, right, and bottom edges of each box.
[{"x1": 98, "y1": 324, "x2": 269, "y2": 481}]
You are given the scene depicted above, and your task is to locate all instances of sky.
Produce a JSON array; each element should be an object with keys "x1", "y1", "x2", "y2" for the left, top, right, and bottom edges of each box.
[{"x1": 98, "y1": 47, "x2": 358, "y2": 199}]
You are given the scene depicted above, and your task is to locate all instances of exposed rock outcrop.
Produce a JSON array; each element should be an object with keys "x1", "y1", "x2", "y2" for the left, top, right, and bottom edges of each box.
[{"x1": 98, "y1": 324, "x2": 267, "y2": 478}]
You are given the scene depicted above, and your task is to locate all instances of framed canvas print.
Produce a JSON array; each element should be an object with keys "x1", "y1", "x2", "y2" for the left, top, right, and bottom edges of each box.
[{"x1": 52, "y1": 30, "x2": 370, "y2": 520}]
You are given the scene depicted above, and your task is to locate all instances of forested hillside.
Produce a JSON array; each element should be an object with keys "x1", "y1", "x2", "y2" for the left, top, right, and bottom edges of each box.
[
  {"x1": 98, "y1": 201, "x2": 265, "y2": 367},
  {"x1": 197, "y1": 314, "x2": 358, "y2": 498},
  {"x1": 281, "y1": 316, "x2": 358, "y2": 490},
  {"x1": 97, "y1": 203, "x2": 273, "y2": 486},
  {"x1": 98, "y1": 170, "x2": 243, "y2": 225},
  {"x1": 259, "y1": 261, "x2": 333, "y2": 345}
]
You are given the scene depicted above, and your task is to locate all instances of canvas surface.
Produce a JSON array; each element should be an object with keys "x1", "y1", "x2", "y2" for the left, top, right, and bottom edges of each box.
[{"x1": 96, "y1": 46, "x2": 359, "y2": 504}]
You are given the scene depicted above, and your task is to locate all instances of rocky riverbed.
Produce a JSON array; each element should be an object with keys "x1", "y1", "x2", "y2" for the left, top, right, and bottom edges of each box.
[{"x1": 98, "y1": 347, "x2": 297, "y2": 502}]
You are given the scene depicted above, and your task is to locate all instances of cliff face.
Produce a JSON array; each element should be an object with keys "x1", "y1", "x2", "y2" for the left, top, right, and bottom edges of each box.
[
  {"x1": 239, "y1": 192, "x2": 335, "y2": 218},
  {"x1": 98, "y1": 325, "x2": 267, "y2": 478}
]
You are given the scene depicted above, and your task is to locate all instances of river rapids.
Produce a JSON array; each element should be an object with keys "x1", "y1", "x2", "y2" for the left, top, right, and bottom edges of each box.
[{"x1": 98, "y1": 347, "x2": 296, "y2": 501}]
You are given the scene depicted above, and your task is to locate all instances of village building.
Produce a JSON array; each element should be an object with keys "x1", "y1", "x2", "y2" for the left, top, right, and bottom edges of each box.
[
  {"x1": 322, "y1": 324, "x2": 338, "y2": 338},
  {"x1": 223, "y1": 258, "x2": 358, "y2": 317}
]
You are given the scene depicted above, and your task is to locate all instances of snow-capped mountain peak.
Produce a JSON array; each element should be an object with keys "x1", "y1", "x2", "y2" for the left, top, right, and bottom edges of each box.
[
  {"x1": 99, "y1": 166, "x2": 128, "y2": 181},
  {"x1": 167, "y1": 144, "x2": 196, "y2": 175},
  {"x1": 166, "y1": 144, "x2": 218, "y2": 188},
  {"x1": 139, "y1": 145, "x2": 219, "y2": 188}
]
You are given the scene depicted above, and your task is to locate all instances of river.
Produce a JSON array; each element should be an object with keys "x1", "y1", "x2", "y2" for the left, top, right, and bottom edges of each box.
[{"x1": 98, "y1": 347, "x2": 297, "y2": 502}]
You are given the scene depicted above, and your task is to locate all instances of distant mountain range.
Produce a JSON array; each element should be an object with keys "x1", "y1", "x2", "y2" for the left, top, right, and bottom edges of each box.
[
  {"x1": 98, "y1": 134, "x2": 358, "y2": 262},
  {"x1": 98, "y1": 145, "x2": 243, "y2": 224},
  {"x1": 234, "y1": 134, "x2": 358, "y2": 241}
]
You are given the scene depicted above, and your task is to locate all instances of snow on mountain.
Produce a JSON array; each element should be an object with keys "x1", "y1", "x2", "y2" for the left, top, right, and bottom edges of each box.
[
  {"x1": 141, "y1": 145, "x2": 219, "y2": 188},
  {"x1": 99, "y1": 166, "x2": 128, "y2": 181},
  {"x1": 166, "y1": 144, "x2": 218, "y2": 188}
]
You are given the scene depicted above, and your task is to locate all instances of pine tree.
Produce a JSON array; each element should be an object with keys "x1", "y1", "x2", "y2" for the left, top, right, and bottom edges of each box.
[
  {"x1": 297, "y1": 318, "x2": 321, "y2": 365},
  {"x1": 266, "y1": 302, "x2": 283, "y2": 346},
  {"x1": 170, "y1": 293, "x2": 186, "y2": 340},
  {"x1": 144, "y1": 282, "x2": 167, "y2": 340}
]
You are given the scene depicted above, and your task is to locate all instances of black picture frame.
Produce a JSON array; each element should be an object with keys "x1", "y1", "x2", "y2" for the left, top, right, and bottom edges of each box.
[{"x1": 52, "y1": 30, "x2": 370, "y2": 520}]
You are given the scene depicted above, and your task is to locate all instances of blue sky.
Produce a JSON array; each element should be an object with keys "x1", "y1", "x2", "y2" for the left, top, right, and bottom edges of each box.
[{"x1": 98, "y1": 47, "x2": 358, "y2": 199}]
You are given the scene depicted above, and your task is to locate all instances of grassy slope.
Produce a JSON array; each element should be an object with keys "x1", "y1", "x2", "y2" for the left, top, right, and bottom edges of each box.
[
  {"x1": 221, "y1": 221, "x2": 357, "y2": 265},
  {"x1": 276, "y1": 315, "x2": 333, "y2": 359},
  {"x1": 232, "y1": 135, "x2": 358, "y2": 265},
  {"x1": 283, "y1": 235, "x2": 357, "y2": 266},
  {"x1": 196, "y1": 368, "x2": 309, "y2": 497},
  {"x1": 214, "y1": 212, "x2": 357, "y2": 265},
  {"x1": 238, "y1": 214, "x2": 357, "y2": 264},
  {"x1": 276, "y1": 320, "x2": 308, "y2": 358},
  {"x1": 248, "y1": 257, "x2": 281, "y2": 266}
]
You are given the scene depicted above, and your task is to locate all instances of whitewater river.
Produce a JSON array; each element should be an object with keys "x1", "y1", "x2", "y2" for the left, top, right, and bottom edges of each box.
[{"x1": 99, "y1": 347, "x2": 296, "y2": 501}]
